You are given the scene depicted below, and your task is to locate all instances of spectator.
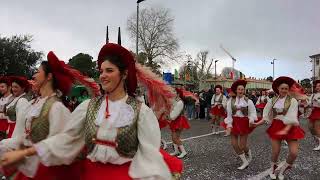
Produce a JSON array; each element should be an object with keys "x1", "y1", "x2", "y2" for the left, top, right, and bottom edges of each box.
[
  {"x1": 249, "y1": 90, "x2": 258, "y2": 104},
  {"x1": 78, "y1": 89, "x2": 89, "y2": 103}
]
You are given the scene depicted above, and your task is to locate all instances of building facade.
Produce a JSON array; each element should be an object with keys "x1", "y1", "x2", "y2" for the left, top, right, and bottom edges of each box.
[{"x1": 310, "y1": 53, "x2": 320, "y2": 80}]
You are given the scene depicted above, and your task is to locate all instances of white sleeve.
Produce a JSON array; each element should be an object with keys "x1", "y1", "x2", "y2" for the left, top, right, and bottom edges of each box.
[
  {"x1": 34, "y1": 100, "x2": 89, "y2": 166},
  {"x1": 283, "y1": 98, "x2": 299, "y2": 125},
  {"x1": 248, "y1": 100, "x2": 257, "y2": 123},
  {"x1": 0, "y1": 99, "x2": 30, "y2": 162},
  {"x1": 129, "y1": 104, "x2": 171, "y2": 180},
  {"x1": 222, "y1": 96, "x2": 227, "y2": 109},
  {"x1": 169, "y1": 100, "x2": 184, "y2": 120},
  {"x1": 12, "y1": 98, "x2": 30, "y2": 138},
  {"x1": 0, "y1": 98, "x2": 30, "y2": 154},
  {"x1": 256, "y1": 97, "x2": 261, "y2": 105},
  {"x1": 224, "y1": 100, "x2": 233, "y2": 128},
  {"x1": 262, "y1": 98, "x2": 273, "y2": 123}
]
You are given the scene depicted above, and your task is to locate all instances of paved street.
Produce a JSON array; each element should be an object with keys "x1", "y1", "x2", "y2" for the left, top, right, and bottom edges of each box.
[{"x1": 161, "y1": 119, "x2": 320, "y2": 180}]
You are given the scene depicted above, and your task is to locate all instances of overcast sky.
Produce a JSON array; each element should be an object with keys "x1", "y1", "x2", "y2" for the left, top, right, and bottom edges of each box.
[{"x1": 1, "y1": 0, "x2": 319, "y2": 80}]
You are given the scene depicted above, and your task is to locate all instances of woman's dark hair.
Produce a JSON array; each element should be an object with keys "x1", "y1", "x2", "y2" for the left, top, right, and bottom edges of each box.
[
  {"x1": 41, "y1": 61, "x2": 59, "y2": 91},
  {"x1": 103, "y1": 55, "x2": 128, "y2": 76}
]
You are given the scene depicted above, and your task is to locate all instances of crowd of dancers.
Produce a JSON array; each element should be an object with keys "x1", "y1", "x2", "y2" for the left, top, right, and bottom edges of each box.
[{"x1": 0, "y1": 41, "x2": 318, "y2": 180}]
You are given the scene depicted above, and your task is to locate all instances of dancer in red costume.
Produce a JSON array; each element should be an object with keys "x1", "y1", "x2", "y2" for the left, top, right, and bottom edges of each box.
[
  {"x1": 210, "y1": 85, "x2": 227, "y2": 134},
  {"x1": 0, "y1": 77, "x2": 14, "y2": 140},
  {"x1": 16, "y1": 42, "x2": 181, "y2": 179},
  {"x1": 0, "y1": 52, "x2": 99, "y2": 180},
  {"x1": 224, "y1": 80, "x2": 258, "y2": 170},
  {"x1": 4, "y1": 76, "x2": 30, "y2": 138},
  {"x1": 255, "y1": 89, "x2": 269, "y2": 120},
  {"x1": 259, "y1": 76, "x2": 305, "y2": 180},
  {"x1": 169, "y1": 88, "x2": 191, "y2": 159},
  {"x1": 307, "y1": 80, "x2": 320, "y2": 151}
]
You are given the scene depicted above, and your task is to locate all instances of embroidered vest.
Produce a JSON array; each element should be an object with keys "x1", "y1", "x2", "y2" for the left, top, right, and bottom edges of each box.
[
  {"x1": 271, "y1": 96, "x2": 292, "y2": 118},
  {"x1": 28, "y1": 96, "x2": 59, "y2": 143},
  {"x1": 5, "y1": 95, "x2": 28, "y2": 121},
  {"x1": 0, "y1": 96, "x2": 14, "y2": 113},
  {"x1": 231, "y1": 97, "x2": 249, "y2": 116},
  {"x1": 83, "y1": 96, "x2": 141, "y2": 158},
  {"x1": 214, "y1": 94, "x2": 223, "y2": 104}
]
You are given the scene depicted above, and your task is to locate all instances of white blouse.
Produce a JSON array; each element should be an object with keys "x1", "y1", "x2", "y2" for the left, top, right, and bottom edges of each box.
[
  {"x1": 309, "y1": 93, "x2": 320, "y2": 108},
  {"x1": 262, "y1": 96, "x2": 299, "y2": 125},
  {"x1": 256, "y1": 95, "x2": 269, "y2": 105},
  {"x1": 35, "y1": 95, "x2": 171, "y2": 180},
  {"x1": 224, "y1": 96, "x2": 257, "y2": 128},
  {"x1": 0, "y1": 96, "x2": 71, "y2": 178},
  {"x1": 169, "y1": 99, "x2": 184, "y2": 120},
  {"x1": 0, "y1": 94, "x2": 13, "y2": 119},
  {"x1": 210, "y1": 94, "x2": 227, "y2": 109},
  {"x1": 5, "y1": 93, "x2": 30, "y2": 123}
]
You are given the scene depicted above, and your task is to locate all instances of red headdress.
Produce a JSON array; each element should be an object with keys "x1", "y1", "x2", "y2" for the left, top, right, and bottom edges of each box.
[
  {"x1": 47, "y1": 51, "x2": 100, "y2": 96},
  {"x1": 97, "y1": 43, "x2": 137, "y2": 97},
  {"x1": 0, "y1": 76, "x2": 12, "y2": 86},
  {"x1": 272, "y1": 76, "x2": 307, "y2": 100},
  {"x1": 11, "y1": 76, "x2": 30, "y2": 92},
  {"x1": 231, "y1": 80, "x2": 247, "y2": 93},
  {"x1": 97, "y1": 43, "x2": 175, "y2": 118},
  {"x1": 314, "y1": 80, "x2": 320, "y2": 86}
]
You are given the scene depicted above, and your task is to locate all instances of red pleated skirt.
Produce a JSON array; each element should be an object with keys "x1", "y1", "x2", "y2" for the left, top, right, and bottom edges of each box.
[
  {"x1": 158, "y1": 117, "x2": 169, "y2": 129},
  {"x1": 308, "y1": 107, "x2": 320, "y2": 123},
  {"x1": 170, "y1": 115, "x2": 190, "y2": 132},
  {"x1": 0, "y1": 119, "x2": 8, "y2": 131},
  {"x1": 210, "y1": 106, "x2": 226, "y2": 117},
  {"x1": 81, "y1": 159, "x2": 131, "y2": 180},
  {"x1": 7, "y1": 122, "x2": 15, "y2": 138},
  {"x1": 266, "y1": 119, "x2": 305, "y2": 140},
  {"x1": 231, "y1": 117, "x2": 254, "y2": 135},
  {"x1": 160, "y1": 149, "x2": 183, "y2": 174},
  {"x1": 14, "y1": 161, "x2": 82, "y2": 180},
  {"x1": 255, "y1": 103, "x2": 266, "y2": 109}
]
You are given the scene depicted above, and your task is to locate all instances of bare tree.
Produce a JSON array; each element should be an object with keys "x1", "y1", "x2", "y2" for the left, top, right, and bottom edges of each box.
[
  {"x1": 127, "y1": 7, "x2": 179, "y2": 72},
  {"x1": 192, "y1": 51, "x2": 214, "y2": 81}
]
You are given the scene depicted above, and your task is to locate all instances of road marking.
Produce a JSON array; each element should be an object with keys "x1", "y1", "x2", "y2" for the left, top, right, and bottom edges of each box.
[
  {"x1": 247, "y1": 168, "x2": 271, "y2": 180},
  {"x1": 247, "y1": 161, "x2": 286, "y2": 180},
  {"x1": 166, "y1": 130, "x2": 225, "y2": 144}
]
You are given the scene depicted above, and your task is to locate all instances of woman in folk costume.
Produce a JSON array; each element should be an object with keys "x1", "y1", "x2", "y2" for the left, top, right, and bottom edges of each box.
[
  {"x1": 210, "y1": 85, "x2": 227, "y2": 134},
  {"x1": 169, "y1": 88, "x2": 191, "y2": 159},
  {"x1": 224, "y1": 80, "x2": 258, "y2": 170},
  {"x1": 307, "y1": 80, "x2": 320, "y2": 150},
  {"x1": 0, "y1": 52, "x2": 100, "y2": 180},
  {"x1": 24, "y1": 43, "x2": 181, "y2": 179},
  {"x1": 256, "y1": 89, "x2": 268, "y2": 108},
  {"x1": 0, "y1": 77, "x2": 14, "y2": 140},
  {"x1": 259, "y1": 76, "x2": 305, "y2": 180},
  {"x1": 4, "y1": 76, "x2": 31, "y2": 138}
]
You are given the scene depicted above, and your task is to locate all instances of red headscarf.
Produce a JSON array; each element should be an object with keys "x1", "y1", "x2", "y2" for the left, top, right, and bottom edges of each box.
[
  {"x1": 97, "y1": 43, "x2": 137, "y2": 97},
  {"x1": 11, "y1": 76, "x2": 30, "y2": 92},
  {"x1": 47, "y1": 52, "x2": 100, "y2": 96}
]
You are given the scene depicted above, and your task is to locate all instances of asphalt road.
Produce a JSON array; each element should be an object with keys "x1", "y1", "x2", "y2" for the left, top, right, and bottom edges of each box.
[{"x1": 161, "y1": 118, "x2": 320, "y2": 180}]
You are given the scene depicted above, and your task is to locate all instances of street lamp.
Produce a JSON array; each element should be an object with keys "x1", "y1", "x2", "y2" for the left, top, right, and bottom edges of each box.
[
  {"x1": 271, "y1": 58, "x2": 276, "y2": 80},
  {"x1": 136, "y1": 0, "x2": 146, "y2": 57},
  {"x1": 214, "y1": 59, "x2": 219, "y2": 80},
  {"x1": 310, "y1": 58, "x2": 315, "y2": 93}
]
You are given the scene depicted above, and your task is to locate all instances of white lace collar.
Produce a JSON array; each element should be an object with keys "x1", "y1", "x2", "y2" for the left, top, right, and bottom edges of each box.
[
  {"x1": 235, "y1": 96, "x2": 248, "y2": 107},
  {"x1": 26, "y1": 93, "x2": 57, "y2": 120},
  {"x1": 96, "y1": 95, "x2": 135, "y2": 128},
  {"x1": 6, "y1": 93, "x2": 26, "y2": 108}
]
